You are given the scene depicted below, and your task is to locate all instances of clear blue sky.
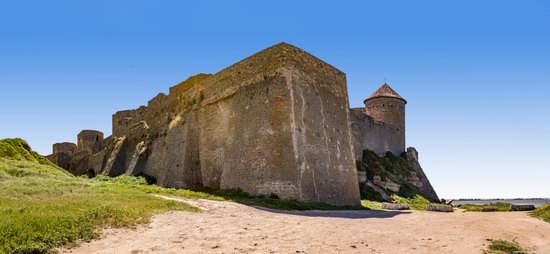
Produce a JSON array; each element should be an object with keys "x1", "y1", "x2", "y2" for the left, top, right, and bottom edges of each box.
[{"x1": 1, "y1": 0, "x2": 549, "y2": 199}]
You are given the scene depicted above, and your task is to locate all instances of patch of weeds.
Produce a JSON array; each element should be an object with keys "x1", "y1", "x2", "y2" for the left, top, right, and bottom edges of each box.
[
  {"x1": 530, "y1": 204, "x2": 550, "y2": 223},
  {"x1": 392, "y1": 194, "x2": 431, "y2": 210},
  {"x1": 361, "y1": 200, "x2": 383, "y2": 210},
  {"x1": 485, "y1": 239, "x2": 527, "y2": 254},
  {"x1": 459, "y1": 203, "x2": 512, "y2": 212}
]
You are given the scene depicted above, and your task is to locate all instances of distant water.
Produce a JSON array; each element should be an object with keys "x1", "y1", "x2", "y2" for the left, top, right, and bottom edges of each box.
[{"x1": 452, "y1": 199, "x2": 550, "y2": 208}]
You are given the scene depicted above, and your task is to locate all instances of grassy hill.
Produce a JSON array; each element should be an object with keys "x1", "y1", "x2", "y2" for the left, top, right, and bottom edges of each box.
[
  {"x1": 0, "y1": 138, "x2": 55, "y2": 167},
  {"x1": 531, "y1": 204, "x2": 550, "y2": 223},
  {"x1": 0, "y1": 138, "x2": 205, "y2": 253}
]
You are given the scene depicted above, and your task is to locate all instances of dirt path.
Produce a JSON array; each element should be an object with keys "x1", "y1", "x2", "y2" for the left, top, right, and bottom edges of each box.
[{"x1": 62, "y1": 197, "x2": 550, "y2": 254}]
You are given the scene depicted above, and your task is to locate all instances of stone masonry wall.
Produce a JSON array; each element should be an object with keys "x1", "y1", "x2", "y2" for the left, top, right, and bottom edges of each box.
[
  {"x1": 350, "y1": 108, "x2": 404, "y2": 157},
  {"x1": 195, "y1": 43, "x2": 360, "y2": 205}
]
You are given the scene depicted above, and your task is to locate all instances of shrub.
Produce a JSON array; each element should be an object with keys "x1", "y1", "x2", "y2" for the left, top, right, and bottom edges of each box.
[
  {"x1": 459, "y1": 203, "x2": 512, "y2": 212},
  {"x1": 486, "y1": 239, "x2": 527, "y2": 254},
  {"x1": 531, "y1": 204, "x2": 550, "y2": 223}
]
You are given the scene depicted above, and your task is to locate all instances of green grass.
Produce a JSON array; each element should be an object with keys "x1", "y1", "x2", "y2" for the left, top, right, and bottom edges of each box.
[
  {"x1": 0, "y1": 158, "x2": 200, "y2": 253},
  {"x1": 361, "y1": 195, "x2": 434, "y2": 211},
  {"x1": 0, "y1": 138, "x2": 55, "y2": 167},
  {"x1": 530, "y1": 204, "x2": 550, "y2": 223},
  {"x1": 459, "y1": 203, "x2": 512, "y2": 212},
  {"x1": 361, "y1": 200, "x2": 383, "y2": 210},
  {"x1": 392, "y1": 194, "x2": 432, "y2": 210},
  {"x1": 361, "y1": 195, "x2": 443, "y2": 211},
  {"x1": 485, "y1": 239, "x2": 527, "y2": 254}
]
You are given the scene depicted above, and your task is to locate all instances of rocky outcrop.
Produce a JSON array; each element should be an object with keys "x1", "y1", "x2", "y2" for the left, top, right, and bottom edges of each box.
[{"x1": 357, "y1": 148, "x2": 439, "y2": 202}]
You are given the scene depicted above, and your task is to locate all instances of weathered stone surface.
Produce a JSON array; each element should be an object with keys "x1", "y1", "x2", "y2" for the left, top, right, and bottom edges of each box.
[
  {"x1": 373, "y1": 175, "x2": 401, "y2": 193},
  {"x1": 382, "y1": 203, "x2": 409, "y2": 210},
  {"x1": 511, "y1": 205, "x2": 535, "y2": 211},
  {"x1": 102, "y1": 137, "x2": 127, "y2": 176},
  {"x1": 68, "y1": 149, "x2": 92, "y2": 176},
  {"x1": 77, "y1": 130, "x2": 104, "y2": 153},
  {"x1": 427, "y1": 204, "x2": 453, "y2": 212},
  {"x1": 53, "y1": 142, "x2": 77, "y2": 155},
  {"x1": 194, "y1": 43, "x2": 360, "y2": 205}
]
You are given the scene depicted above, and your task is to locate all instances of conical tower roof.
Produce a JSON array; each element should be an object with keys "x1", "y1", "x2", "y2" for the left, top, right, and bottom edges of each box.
[{"x1": 364, "y1": 83, "x2": 407, "y2": 104}]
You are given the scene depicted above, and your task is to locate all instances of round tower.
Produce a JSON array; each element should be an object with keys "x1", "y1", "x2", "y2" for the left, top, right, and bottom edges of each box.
[
  {"x1": 77, "y1": 130, "x2": 104, "y2": 153},
  {"x1": 364, "y1": 83, "x2": 407, "y2": 155}
]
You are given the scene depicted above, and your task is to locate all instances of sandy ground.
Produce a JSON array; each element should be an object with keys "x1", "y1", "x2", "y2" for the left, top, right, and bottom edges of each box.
[{"x1": 61, "y1": 197, "x2": 550, "y2": 254}]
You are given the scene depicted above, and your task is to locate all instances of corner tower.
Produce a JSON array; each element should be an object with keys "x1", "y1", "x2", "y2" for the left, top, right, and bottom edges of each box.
[{"x1": 364, "y1": 83, "x2": 407, "y2": 155}]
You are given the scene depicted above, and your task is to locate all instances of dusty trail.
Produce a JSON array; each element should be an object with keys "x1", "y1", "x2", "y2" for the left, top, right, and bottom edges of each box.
[{"x1": 62, "y1": 197, "x2": 550, "y2": 254}]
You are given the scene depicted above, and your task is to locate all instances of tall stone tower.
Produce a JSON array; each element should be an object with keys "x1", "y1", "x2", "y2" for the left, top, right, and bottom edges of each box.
[{"x1": 364, "y1": 83, "x2": 407, "y2": 155}]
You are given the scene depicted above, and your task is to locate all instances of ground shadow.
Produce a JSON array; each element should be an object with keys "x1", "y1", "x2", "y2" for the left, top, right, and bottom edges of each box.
[
  {"x1": 194, "y1": 188, "x2": 411, "y2": 219},
  {"x1": 250, "y1": 205, "x2": 411, "y2": 219}
]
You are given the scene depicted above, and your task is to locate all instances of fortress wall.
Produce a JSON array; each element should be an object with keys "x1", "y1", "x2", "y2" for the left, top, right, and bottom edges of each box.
[
  {"x1": 199, "y1": 74, "x2": 300, "y2": 198},
  {"x1": 112, "y1": 107, "x2": 146, "y2": 137},
  {"x1": 50, "y1": 152, "x2": 72, "y2": 170},
  {"x1": 155, "y1": 109, "x2": 202, "y2": 189},
  {"x1": 195, "y1": 44, "x2": 360, "y2": 205},
  {"x1": 363, "y1": 120, "x2": 404, "y2": 156},
  {"x1": 195, "y1": 44, "x2": 296, "y2": 190},
  {"x1": 108, "y1": 74, "x2": 207, "y2": 185},
  {"x1": 53, "y1": 142, "x2": 77, "y2": 155},
  {"x1": 282, "y1": 66, "x2": 360, "y2": 205},
  {"x1": 169, "y1": 73, "x2": 211, "y2": 96},
  {"x1": 54, "y1": 43, "x2": 364, "y2": 206},
  {"x1": 351, "y1": 108, "x2": 405, "y2": 160},
  {"x1": 350, "y1": 108, "x2": 367, "y2": 165}
]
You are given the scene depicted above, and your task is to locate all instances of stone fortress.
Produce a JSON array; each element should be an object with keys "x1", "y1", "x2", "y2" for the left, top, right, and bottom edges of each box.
[{"x1": 48, "y1": 43, "x2": 438, "y2": 206}]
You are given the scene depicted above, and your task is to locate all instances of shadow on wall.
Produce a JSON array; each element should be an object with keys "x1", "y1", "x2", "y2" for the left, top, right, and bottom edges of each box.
[{"x1": 251, "y1": 206, "x2": 411, "y2": 219}]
